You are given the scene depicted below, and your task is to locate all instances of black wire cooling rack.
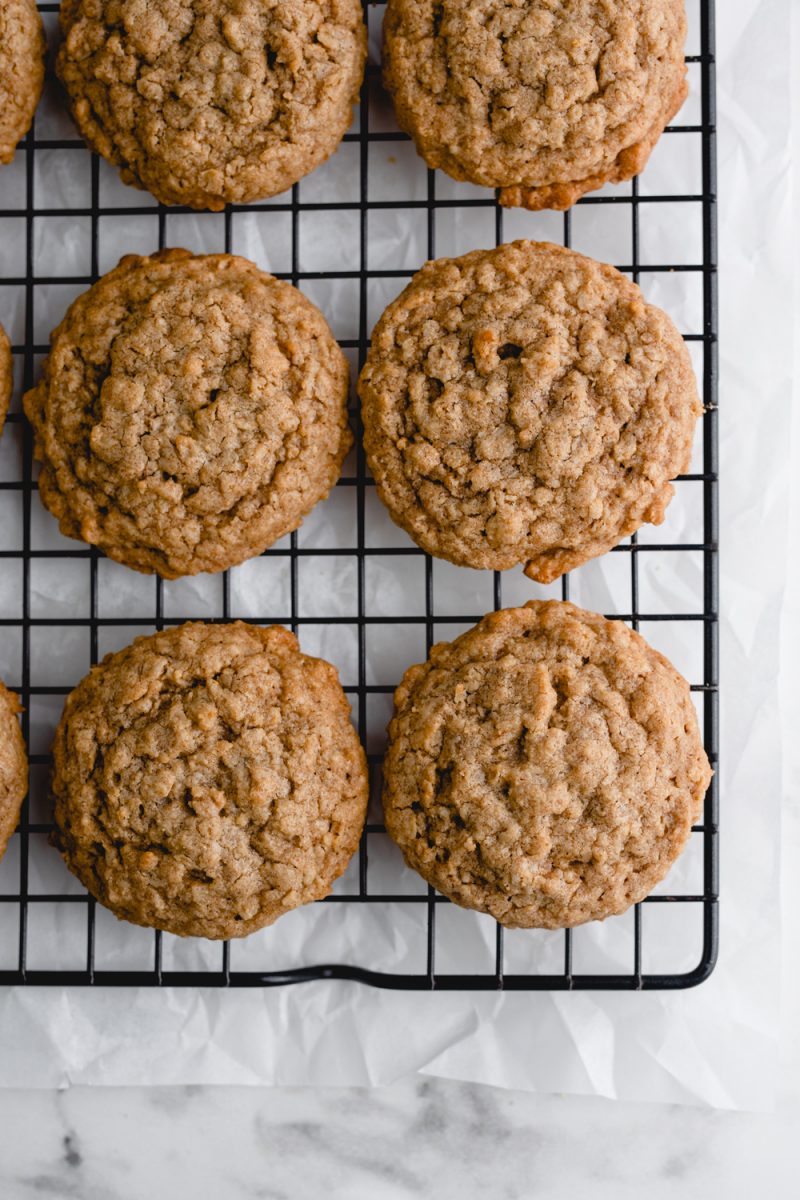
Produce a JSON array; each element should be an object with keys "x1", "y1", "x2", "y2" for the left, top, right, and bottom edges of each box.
[{"x1": 0, "y1": 0, "x2": 718, "y2": 989}]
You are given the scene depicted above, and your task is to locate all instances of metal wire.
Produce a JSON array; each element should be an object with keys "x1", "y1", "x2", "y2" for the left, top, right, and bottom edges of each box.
[{"x1": 0, "y1": 1, "x2": 718, "y2": 989}]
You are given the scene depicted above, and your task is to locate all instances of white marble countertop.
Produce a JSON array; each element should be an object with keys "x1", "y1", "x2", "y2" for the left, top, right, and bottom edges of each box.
[{"x1": 0, "y1": 1078, "x2": 796, "y2": 1199}]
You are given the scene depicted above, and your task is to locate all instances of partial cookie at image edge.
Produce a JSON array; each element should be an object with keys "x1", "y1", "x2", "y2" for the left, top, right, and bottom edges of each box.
[
  {"x1": 0, "y1": 0, "x2": 45, "y2": 165},
  {"x1": 0, "y1": 323, "x2": 12, "y2": 439},
  {"x1": 0, "y1": 678, "x2": 28, "y2": 864},
  {"x1": 382, "y1": 0, "x2": 688, "y2": 210},
  {"x1": 56, "y1": 0, "x2": 367, "y2": 209}
]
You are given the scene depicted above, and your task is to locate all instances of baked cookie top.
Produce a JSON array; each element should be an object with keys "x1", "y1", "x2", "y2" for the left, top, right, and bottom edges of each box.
[
  {"x1": 359, "y1": 241, "x2": 701, "y2": 583},
  {"x1": 24, "y1": 249, "x2": 352, "y2": 578},
  {"x1": 0, "y1": 322, "x2": 12, "y2": 439},
  {"x1": 57, "y1": 0, "x2": 366, "y2": 209},
  {"x1": 383, "y1": 0, "x2": 688, "y2": 209},
  {"x1": 0, "y1": 678, "x2": 27, "y2": 863},
  {"x1": 0, "y1": 0, "x2": 45, "y2": 164},
  {"x1": 52, "y1": 621, "x2": 369, "y2": 939},
  {"x1": 383, "y1": 600, "x2": 711, "y2": 929}
]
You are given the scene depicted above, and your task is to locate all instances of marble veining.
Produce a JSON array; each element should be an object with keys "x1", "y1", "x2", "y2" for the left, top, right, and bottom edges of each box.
[{"x1": 0, "y1": 1078, "x2": 795, "y2": 1200}]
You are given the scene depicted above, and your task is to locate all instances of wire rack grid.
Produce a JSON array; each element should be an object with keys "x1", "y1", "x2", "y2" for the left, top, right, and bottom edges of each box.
[{"x1": 0, "y1": 0, "x2": 718, "y2": 989}]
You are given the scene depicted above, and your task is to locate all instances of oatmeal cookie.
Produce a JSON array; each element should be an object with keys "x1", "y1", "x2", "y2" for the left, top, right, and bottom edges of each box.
[
  {"x1": 0, "y1": 322, "x2": 12, "y2": 438},
  {"x1": 51, "y1": 621, "x2": 369, "y2": 939},
  {"x1": 57, "y1": 0, "x2": 367, "y2": 209},
  {"x1": 24, "y1": 249, "x2": 352, "y2": 578},
  {"x1": 383, "y1": 0, "x2": 687, "y2": 209},
  {"x1": 0, "y1": 678, "x2": 27, "y2": 863},
  {"x1": 0, "y1": 0, "x2": 45, "y2": 164},
  {"x1": 359, "y1": 240, "x2": 701, "y2": 583},
  {"x1": 383, "y1": 600, "x2": 711, "y2": 928}
]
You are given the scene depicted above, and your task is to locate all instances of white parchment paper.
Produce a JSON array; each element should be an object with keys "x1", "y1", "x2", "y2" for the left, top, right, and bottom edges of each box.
[{"x1": 0, "y1": 0, "x2": 792, "y2": 1107}]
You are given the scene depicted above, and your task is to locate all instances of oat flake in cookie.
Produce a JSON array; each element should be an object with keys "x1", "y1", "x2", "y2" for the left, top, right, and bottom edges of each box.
[
  {"x1": 383, "y1": 0, "x2": 687, "y2": 209},
  {"x1": 383, "y1": 601, "x2": 711, "y2": 929},
  {"x1": 24, "y1": 249, "x2": 352, "y2": 578},
  {"x1": 0, "y1": 679, "x2": 27, "y2": 864},
  {"x1": 0, "y1": 0, "x2": 45, "y2": 164},
  {"x1": 360, "y1": 240, "x2": 701, "y2": 584},
  {"x1": 51, "y1": 621, "x2": 369, "y2": 939},
  {"x1": 56, "y1": 0, "x2": 366, "y2": 209}
]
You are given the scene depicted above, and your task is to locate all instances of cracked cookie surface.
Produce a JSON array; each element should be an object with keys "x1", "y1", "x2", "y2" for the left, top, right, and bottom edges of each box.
[
  {"x1": 359, "y1": 241, "x2": 701, "y2": 583},
  {"x1": 0, "y1": 0, "x2": 45, "y2": 164},
  {"x1": 383, "y1": 600, "x2": 711, "y2": 929},
  {"x1": 0, "y1": 679, "x2": 27, "y2": 864},
  {"x1": 52, "y1": 621, "x2": 369, "y2": 939},
  {"x1": 57, "y1": 0, "x2": 366, "y2": 209},
  {"x1": 25, "y1": 249, "x2": 352, "y2": 578},
  {"x1": 383, "y1": 0, "x2": 687, "y2": 209},
  {"x1": 0, "y1": 322, "x2": 11, "y2": 439}
]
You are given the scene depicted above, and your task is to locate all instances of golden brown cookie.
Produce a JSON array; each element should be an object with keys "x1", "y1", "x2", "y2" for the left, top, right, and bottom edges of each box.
[
  {"x1": 383, "y1": 600, "x2": 711, "y2": 929},
  {"x1": 0, "y1": 678, "x2": 27, "y2": 863},
  {"x1": 51, "y1": 621, "x2": 369, "y2": 939},
  {"x1": 0, "y1": 322, "x2": 12, "y2": 438},
  {"x1": 383, "y1": 0, "x2": 688, "y2": 209},
  {"x1": 359, "y1": 240, "x2": 701, "y2": 583},
  {"x1": 0, "y1": 0, "x2": 45, "y2": 164},
  {"x1": 24, "y1": 249, "x2": 352, "y2": 578},
  {"x1": 57, "y1": 0, "x2": 367, "y2": 210}
]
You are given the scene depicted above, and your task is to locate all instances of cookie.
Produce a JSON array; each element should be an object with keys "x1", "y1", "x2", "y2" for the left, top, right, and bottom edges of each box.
[
  {"x1": 0, "y1": 322, "x2": 12, "y2": 439},
  {"x1": 24, "y1": 249, "x2": 352, "y2": 578},
  {"x1": 383, "y1": 600, "x2": 711, "y2": 929},
  {"x1": 383, "y1": 0, "x2": 688, "y2": 209},
  {"x1": 0, "y1": 0, "x2": 45, "y2": 164},
  {"x1": 51, "y1": 621, "x2": 369, "y2": 939},
  {"x1": 359, "y1": 240, "x2": 701, "y2": 583},
  {"x1": 0, "y1": 678, "x2": 27, "y2": 864},
  {"x1": 57, "y1": 0, "x2": 367, "y2": 210}
]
